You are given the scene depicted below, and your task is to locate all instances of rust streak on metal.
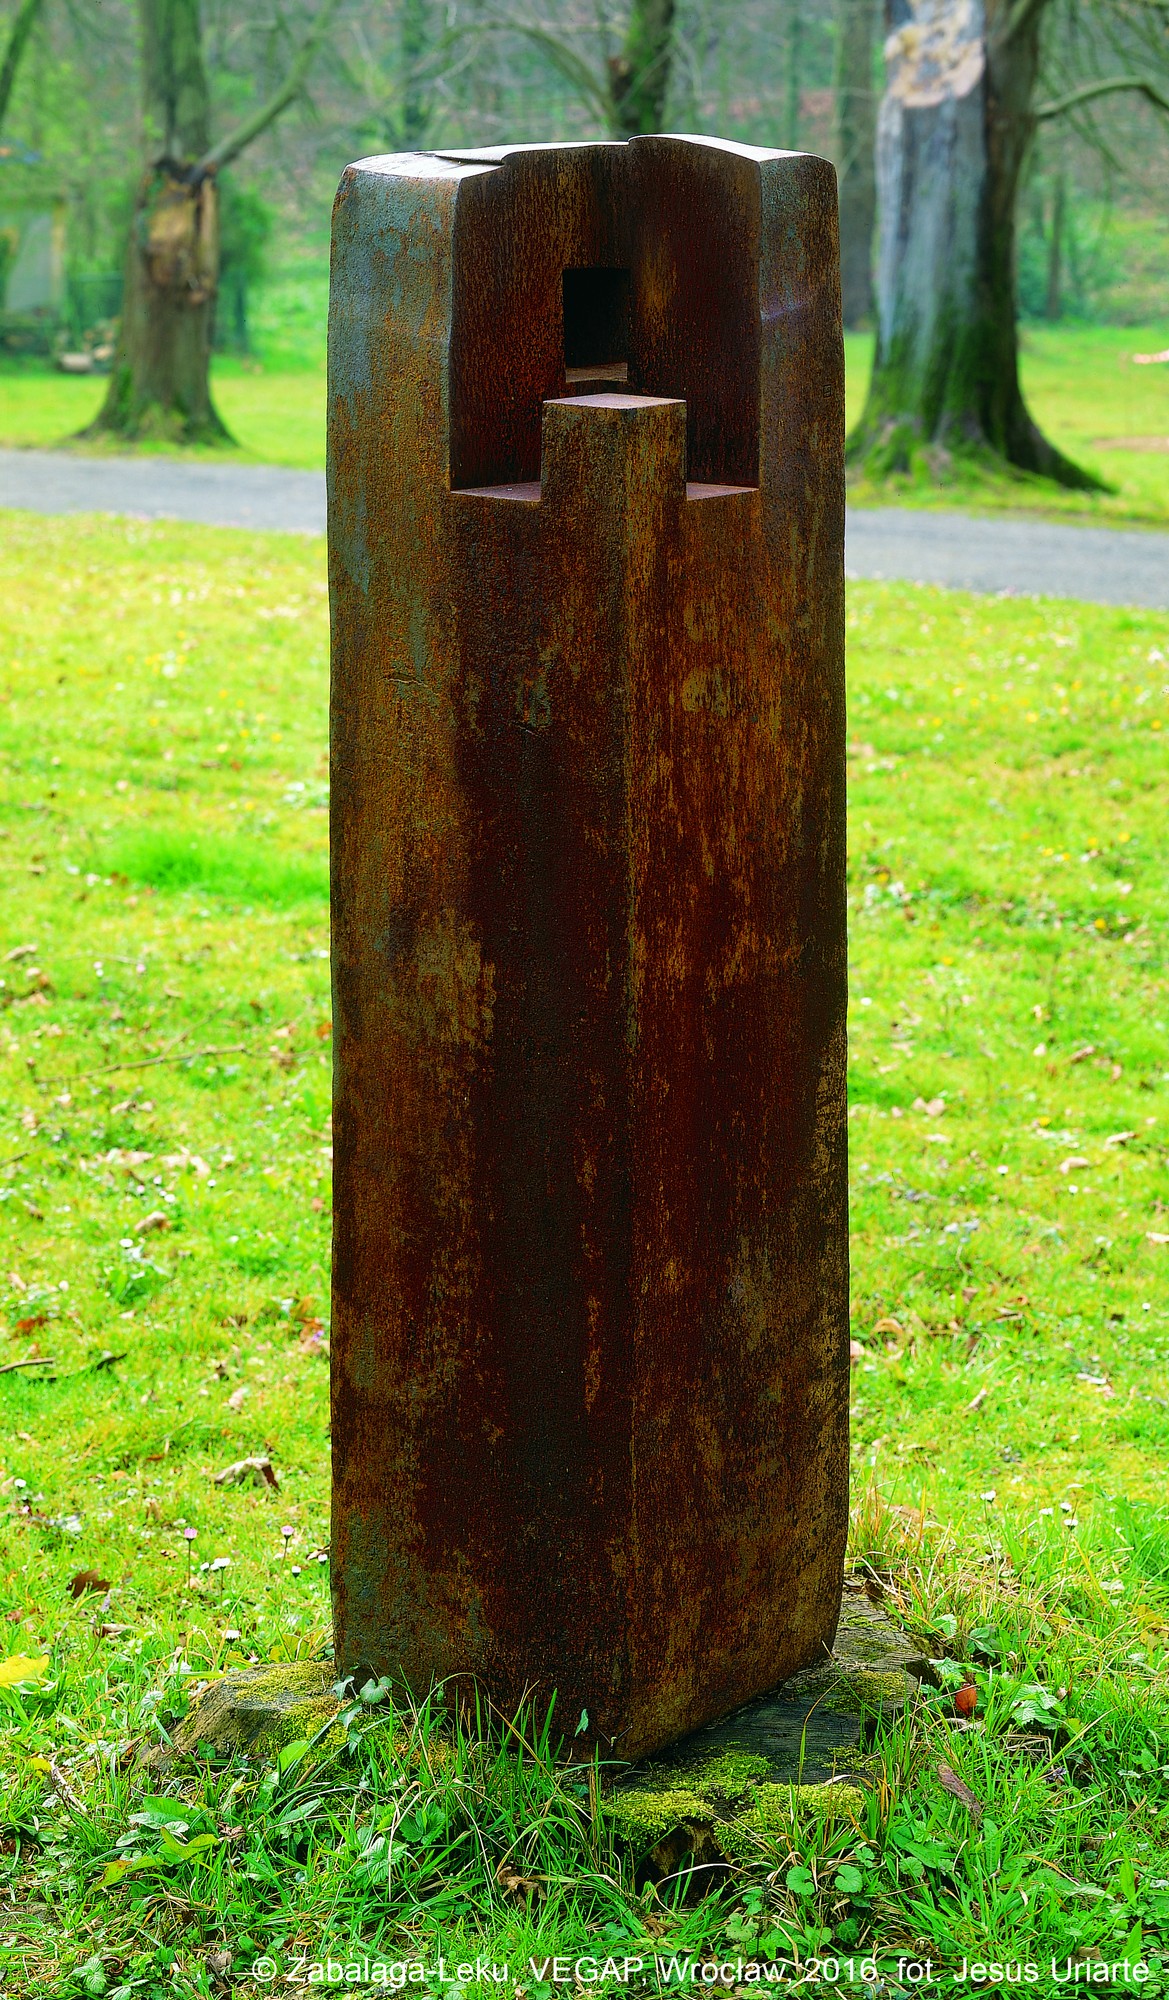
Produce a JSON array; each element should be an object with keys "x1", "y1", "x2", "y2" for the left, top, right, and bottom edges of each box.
[{"x1": 328, "y1": 135, "x2": 847, "y2": 1761}]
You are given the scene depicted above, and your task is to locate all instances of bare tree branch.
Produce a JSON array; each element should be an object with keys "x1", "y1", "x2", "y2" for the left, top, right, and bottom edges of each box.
[
  {"x1": 1002, "y1": 0, "x2": 1056, "y2": 46},
  {"x1": 1036, "y1": 71, "x2": 1169, "y2": 118},
  {"x1": 479, "y1": 19, "x2": 614, "y2": 128},
  {"x1": 196, "y1": 0, "x2": 343, "y2": 175},
  {"x1": 0, "y1": 0, "x2": 45, "y2": 132}
]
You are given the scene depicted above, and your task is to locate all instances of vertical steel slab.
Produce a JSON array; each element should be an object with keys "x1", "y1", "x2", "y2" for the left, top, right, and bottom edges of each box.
[{"x1": 328, "y1": 135, "x2": 847, "y2": 1761}]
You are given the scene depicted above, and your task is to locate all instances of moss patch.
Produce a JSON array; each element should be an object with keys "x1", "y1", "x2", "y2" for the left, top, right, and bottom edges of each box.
[
  {"x1": 824, "y1": 1668, "x2": 911, "y2": 1717},
  {"x1": 720, "y1": 1782, "x2": 867, "y2": 1860},
  {"x1": 145, "y1": 1659, "x2": 339, "y2": 1767},
  {"x1": 642, "y1": 1746, "x2": 773, "y2": 1798},
  {"x1": 603, "y1": 1788, "x2": 719, "y2": 1846}
]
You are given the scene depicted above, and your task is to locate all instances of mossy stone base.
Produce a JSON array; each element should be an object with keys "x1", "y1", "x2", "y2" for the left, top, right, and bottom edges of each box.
[
  {"x1": 605, "y1": 1581, "x2": 925, "y2": 1879},
  {"x1": 143, "y1": 1660, "x2": 339, "y2": 1769}
]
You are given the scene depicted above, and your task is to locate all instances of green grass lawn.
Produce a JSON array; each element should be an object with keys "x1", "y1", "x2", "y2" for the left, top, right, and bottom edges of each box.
[
  {"x1": 1, "y1": 513, "x2": 1168, "y2": 1996},
  {"x1": 3, "y1": 314, "x2": 1169, "y2": 522},
  {"x1": 0, "y1": 355, "x2": 327, "y2": 472}
]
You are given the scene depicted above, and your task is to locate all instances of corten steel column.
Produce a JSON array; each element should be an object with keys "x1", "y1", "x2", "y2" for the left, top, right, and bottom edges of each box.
[{"x1": 328, "y1": 135, "x2": 848, "y2": 1761}]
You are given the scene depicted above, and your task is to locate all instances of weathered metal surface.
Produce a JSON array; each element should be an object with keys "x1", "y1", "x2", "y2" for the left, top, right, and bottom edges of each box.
[{"x1": 327, "y1": 135, "x2": 847, "y2": 1762}]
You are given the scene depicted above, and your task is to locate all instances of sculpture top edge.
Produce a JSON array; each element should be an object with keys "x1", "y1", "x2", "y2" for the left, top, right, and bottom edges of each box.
[{"x1": 344, "y1": 133, "x2": 826, "y2": 184}]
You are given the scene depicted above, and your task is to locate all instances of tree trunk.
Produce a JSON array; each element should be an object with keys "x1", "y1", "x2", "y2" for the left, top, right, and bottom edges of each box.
[
  {"x1": 95, "y1": 166, "x2": 227, "y2": 442},
  {"x1": 0, "y1": 0, "x2": 46, "y2": 133},
  {"x1": 834, "y1": 0, "x2": 877, "y2": 326},
  {"x1": 850, "y1": 0, "x2": 1100, "y2": 489},
  {"x1": 609, "y1": 0, "x2": 676, "y2": 138},
  {"x1": 1045, "y1": 167, "x2": 1065, "y2": 319},
  {"x1": 398, "y1": 0, "x2": 431, "y2": 150},
  {"x1": 89, "y1": 0, "x2": 229, "y2": 443},
  {"x1": 783, "y1": 0, "x2": 803, "y2": 150}
]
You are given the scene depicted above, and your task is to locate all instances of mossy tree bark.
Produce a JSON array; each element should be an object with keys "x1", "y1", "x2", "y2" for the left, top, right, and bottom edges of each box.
[
  {"x1": 850, "y1": 0, "x2": 1100, "y2": 489},
  {"x1": 834, "y1": 0, "x2": 878, "y2": 327},
  {"x1": 89, "y1": 0, "x2": 338, "y2": 446}
]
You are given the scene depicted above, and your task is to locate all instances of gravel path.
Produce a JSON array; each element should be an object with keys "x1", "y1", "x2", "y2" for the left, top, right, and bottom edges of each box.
[
  {"x1": 3, "y1": 447, "x2": 1168, "y2": 609},
  {"x1": 0, "y1": 448, "x2": 326, "y2": 536},
  {"x1": 845, "y1": 505, "x2": 1169, "y2": 610}
]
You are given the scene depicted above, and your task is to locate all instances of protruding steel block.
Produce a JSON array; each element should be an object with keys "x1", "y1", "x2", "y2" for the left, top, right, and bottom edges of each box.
[{"x1": 328, "y1": 136, "x2": 847, "y2": 1761}]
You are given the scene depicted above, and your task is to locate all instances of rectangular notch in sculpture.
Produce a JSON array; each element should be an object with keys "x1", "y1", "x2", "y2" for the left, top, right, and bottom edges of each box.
[{"x1": 563, "y1": 267, "x2": 630, "y2": 388}]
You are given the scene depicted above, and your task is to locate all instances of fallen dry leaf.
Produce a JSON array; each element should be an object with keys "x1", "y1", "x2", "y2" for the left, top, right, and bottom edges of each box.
[
  {"x1": 913, "y1": 1095, "x2": 946, "y2": 1117},
  {"x1": 68, "y1": 1570, "x2": 112, "y2": 1599},
  {"x1": 495, "y1": 1855, "x2": 544, "y2": 1903},
  {"x1": 1147, "y1": 1232, "x2": 1169, "y2": 1246},
  {"x1": 48, "y1": 1758, "x2": 86, "y2": 1813},
  {"x1": 965, "y1": 1387, "x2": 988, "y2": 1413},
  {"x1": 873, "y1": 1316, "x2": 904, "y2": 1337},
  {"x1": 937, "y1": 1762, "x2": 983, "y2": 1823},
  {"x1": 849, "y1": 1339, "x2": 865, "y2": 1366},
  {"x1": 13, "y1": 1314, "x2": 48, "y2": 1337},
  {"x1": 134, "y1": 1210, "x2": 170, "y2": 1235},
  {"x1": 1103, "y1": 1130, "x2": 1136, "y2": 1150},
  {"x1": 1059, "y1": 1156, "x2": 1091, "y2": 1175},
  {"x1": 954, "y1": 1682, "x2": 978, "y2": 1718},
  {"x1": 226, "y1": 1386, "x2": 248, "y2": 1411},
  {"x1": 214, "y1": 1456, "x2": 279, "y2": 1489},
  {"x1": 162, "y1": 1149, "x2": 211, "y2": 1176}
]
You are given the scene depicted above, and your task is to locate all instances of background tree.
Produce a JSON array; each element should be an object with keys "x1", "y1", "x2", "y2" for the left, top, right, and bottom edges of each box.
[
  {"x1": 0, "y1": 0, "x2": 45, "y2": 131},
  {"x1": 850, "y1": 0, "x2": 1169, "y2": 490},
  {"x1": 833, "y1": 0, "x2": 877, "y2": 325},
  {"x1": 782, "y1": 0, "x2": 802, "y2": 149},
  {"x1": 481, "y1": 0, "x2": 677, "y2": 140},
  {"x1": 88, "y1": 0, "x2": 340, "y2": 445}
]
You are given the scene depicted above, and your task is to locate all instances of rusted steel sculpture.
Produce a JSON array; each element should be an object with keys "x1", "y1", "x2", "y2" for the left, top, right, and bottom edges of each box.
[{"x1": 328, "y1": 135, "x2": 847, "y2": 1762}]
